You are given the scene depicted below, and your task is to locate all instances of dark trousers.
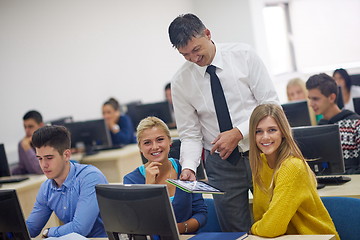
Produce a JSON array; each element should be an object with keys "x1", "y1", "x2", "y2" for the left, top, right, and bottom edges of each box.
[{"x1": 205, "y1": 150, "x2": 253, "y2": 232}]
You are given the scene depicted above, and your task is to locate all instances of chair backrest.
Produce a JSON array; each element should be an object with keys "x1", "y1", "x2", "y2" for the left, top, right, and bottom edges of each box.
[
  {"x1": 197, "y1": 198, "x2": 221, "y2": 232},
  {"x1": 321, "y1": 196, "x2": 360, "y2": 240}
]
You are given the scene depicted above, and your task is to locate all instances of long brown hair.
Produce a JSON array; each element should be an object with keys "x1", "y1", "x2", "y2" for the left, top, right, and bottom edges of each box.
[{"x1": 249, "y1": 104, "x2": 315, "y2": 194}]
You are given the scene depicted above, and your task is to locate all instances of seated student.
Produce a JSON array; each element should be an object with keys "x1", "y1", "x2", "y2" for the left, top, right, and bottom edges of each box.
[
  {"x1": 123, "y1": 117, "x2": 207, "y2": 234},
  {"x1": 286, "y1": 78, "x2": 319, "y2": 125},
  {"x1": 164, "y1": 82, "x2": 176, "y2": 129},
  {"x1": 12, "y1": 110, "x2": 44, "y2": 175},
  {"x1": 249, "y1": 104, "x2": 339, "y2": 239},
  {"x1": 26, "y1": 125, "x2": 108, "y2": 238},
  {"x1": 306, "y1": 73, "x2": 360, "y2": 174},
  {"x1": 102, "y1": 97, "x2": 136, "y2": 145},
  {"x1": 333, "y1": 68, "x2": 360, "y2": 112}
]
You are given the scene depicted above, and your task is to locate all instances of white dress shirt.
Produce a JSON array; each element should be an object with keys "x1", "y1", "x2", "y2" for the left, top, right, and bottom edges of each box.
[{"x1": 171, "y1": 42, "x2": 279, "y2": 172}]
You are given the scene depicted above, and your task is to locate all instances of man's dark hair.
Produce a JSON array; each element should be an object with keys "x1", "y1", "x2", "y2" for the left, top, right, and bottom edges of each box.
[
  {"x1": 165, "y1": 82, "x2": 171, "y2": 91},
  {"x1": 32, "y1": 125, "x2": 71, "y2": 155},
  {"x1": 306, "y1": 73, "x2": 338, "y2": 99},
  {"x1": 333, "y1": 68, "x2": 352, "y2": 91},
  {"x1": 23, "y1": 110, "x2": 43, "y2": 124},
  {"x1": 168, "y1": 13, "x2": 206, "y2": 49}
]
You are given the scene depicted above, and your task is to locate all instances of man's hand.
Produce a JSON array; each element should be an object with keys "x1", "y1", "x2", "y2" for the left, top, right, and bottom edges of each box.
[
  {"x1": 210, "y1": 128, "x2": 243, "y2": 160},
  {"x1": 180, "y1": 169, "x2": 196, "y2": 181},
  {"x1": 145, "y1": 162, "x2": 162, "y2": 184},
  {"x1": 21, "y1": 136, "x2": 32, "y2": 151}
]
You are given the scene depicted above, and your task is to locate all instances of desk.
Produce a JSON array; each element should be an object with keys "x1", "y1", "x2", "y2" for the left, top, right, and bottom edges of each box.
[
  {"x1": 317, "y1": 174, "x2": 360, "y2": 198},
  {"x1": 74, "y1": 144, "x2": 142, "y2": 183}
]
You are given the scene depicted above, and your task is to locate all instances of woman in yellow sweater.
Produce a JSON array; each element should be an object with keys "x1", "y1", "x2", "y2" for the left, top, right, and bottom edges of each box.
[{"x1": 248, "y1": 104, "x2": 339, "y2": 239}]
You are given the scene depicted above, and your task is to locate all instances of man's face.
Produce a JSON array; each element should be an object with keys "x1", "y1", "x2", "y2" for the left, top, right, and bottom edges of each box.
[
  {"x1": 177, "y1": 29, "x2": 215, "y2": 67},
  {"x1": 23, "y1": 119, "x2": 43, "y2": 138},
  {"x1": 308, "y1": 88, "x2": 334, "y2": 115}
]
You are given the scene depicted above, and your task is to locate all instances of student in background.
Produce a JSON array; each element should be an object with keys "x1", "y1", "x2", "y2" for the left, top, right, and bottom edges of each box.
[
  {"x1": 26, "y1": 125, "x2": 108, "y2": 238},
  {"x1": 12, "y1": 110, "x2": 44, "y2": 175},
  {"x1": 306, "y1": 73, "x2": 360, "y2": 174},
  {"x1": 123, "y1": 117, "x2": 207, "y2": 234},
  {"x1": 249, "y1": 104, "x2": 339, "y2": 239},
  {"x1": 286, "y1": 78, "x2": 319, "y2": 125},
  {"x1": 333, "y1": 68, "x2": 360, "y2": 112},
  {"x1": 168, "y1": 13, "x2": 279, "y2": 232},
  {"x1": 165, "y1": 82, "x2": 176, "y2": 129},
  {"x1": 102, "y1": 97, "x2": 136, "y2": 145}
]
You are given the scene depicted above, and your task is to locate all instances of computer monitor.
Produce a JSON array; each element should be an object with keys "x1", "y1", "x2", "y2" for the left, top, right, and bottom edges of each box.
[
  {"x1": 0, "y1": 189, "x2": 31, "y2": 240},
  {"x1": 127, "y1": 101, "x2": 172, "y2": 129},
  {"x1": 0, "y1": 144, "x2": 11, "y2": 177},
  {"x1": 281, "y1": 100, "x2": 311, "y2": 127},
  {"x1": 96, "y1": 184, "x2": 179, "y2": 240},
  {"x1": 292, "y1": 124, "x2": 345, "y2": 175},
  {"x1": 46, "y1": 116, "x2": 73, "y2": 126},
  {"x1": 353, "y1": 97, "x2": 360, "y2": 115},
  {"x1": 337, "y1": 86, "x2": 344, "y2": 109},
  {"x1": 64, "y1": 119, "x2": 112, "y2": 154}
]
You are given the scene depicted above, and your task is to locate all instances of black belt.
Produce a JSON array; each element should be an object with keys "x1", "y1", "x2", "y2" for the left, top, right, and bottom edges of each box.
[{"x1": 240, "y1": 151, "x2": 249, "y2": 157}]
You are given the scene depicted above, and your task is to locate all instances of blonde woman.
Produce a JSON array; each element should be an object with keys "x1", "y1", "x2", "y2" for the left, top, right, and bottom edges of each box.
[
  {"x1": 123, "y1": 116, "x2": 207, "y2": 234},
  {"x1": 286, "y1": 78, "x2": 319, "y2": 125},
  {"x1": 249, "y1": 104, "x2": 339, "y2": 239}
]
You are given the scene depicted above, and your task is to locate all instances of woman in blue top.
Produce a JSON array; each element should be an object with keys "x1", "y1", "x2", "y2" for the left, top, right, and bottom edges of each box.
[
  {"x1": 102, "y1": 97, "x2": 136, "y2": 145},
  {"x1": 123, "y1": 116, "x2": 207, "y2": 234}
]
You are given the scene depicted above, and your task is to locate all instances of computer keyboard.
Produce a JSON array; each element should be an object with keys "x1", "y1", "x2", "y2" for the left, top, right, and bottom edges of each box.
[{"x1": 316, "y1": 176, "x2": 351, "y2": 185}]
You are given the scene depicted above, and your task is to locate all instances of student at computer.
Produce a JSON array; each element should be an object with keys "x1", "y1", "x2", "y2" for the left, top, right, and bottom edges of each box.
[
  {"x1": 102, "y1": 97, "x2": 136, "y2": 145},
  {"x1": 12, "y1": 110, "x2": 44, "y2": 175},
  {"x1": 333, "y1": 68, "x2": 360, "y2": 112},
  {"x1": 248, "y1": 104, "x2": 339, "y2": 239},
  {"x1": 286, "y1": 78, "x2": 319, "y2": 125},
  {"x1": 26, "y1": 125, "x2": 108, "y2": 238},
  {"x1": 123, "y1": 117, "x2": 207, "y2": 234},
  {"x1": 306, "y1": 73, "x2": 360, "y2": 174}
]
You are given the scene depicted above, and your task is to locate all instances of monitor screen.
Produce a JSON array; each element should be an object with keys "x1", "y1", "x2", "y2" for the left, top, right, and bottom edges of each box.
[
  {"x1": 353, "y1": 97, "x2": 360, "y2": 115},
  {"x1": 337, "y1": 86, "x2": 344, "y2": 109},
  {"x1": 96, "y1": 184, "x2": 179, "y2": 240},
  {"x1": 292, "y1": 124, "x2": 345, "y2": 175},
  {"x1": 0, "y1": 144, "x2": 11, "y2": 177},
  {"x1": 281, "y1": 100, "x2": 311, "y2": 127},
  {"x1": 64, "y1": 119, "x2": 112, "y2": 154},
  {"x1": 0, "y1": 189, "x2": 31, "y2": 240},
  {"x1": 46, "y1": 116, "x2": 73, "y2": 126},
  {"x1": 127, "y1": 101, "x2": 172, "y2": 129}
]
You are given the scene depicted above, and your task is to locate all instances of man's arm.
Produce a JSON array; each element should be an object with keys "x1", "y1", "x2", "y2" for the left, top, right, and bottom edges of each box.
[
  {"x1": 48, "y1": 171, "x2": 108, "y2": 237},
  {"x1": 13, "y1": 140, "x2": 42, "y2": 175},
  {"x1": 26, "y1": 183, "x2": 53, "y2": 237},
  {"x1": 210, "y1": 128, "x2": 243, "y2": 160}
]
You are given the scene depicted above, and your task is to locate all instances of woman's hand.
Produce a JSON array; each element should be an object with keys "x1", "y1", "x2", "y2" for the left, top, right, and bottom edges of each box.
[{"x1": 145, "y1": 162, "x2": 162, "y2": 184}]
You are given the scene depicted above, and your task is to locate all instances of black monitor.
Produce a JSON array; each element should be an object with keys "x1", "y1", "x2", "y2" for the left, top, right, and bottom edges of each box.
[
  {"x1": 127, "y1": 101, "x2": 172, "y2": 129},
  {"x1": 281, "y1": 100, "x2": 311, "y2": 127},
  {"x1": 96, "y1": 184, "x2": 179, "y2": 240},
  {"x1": 337, "y1": 86, "x2": 344, "y2": 109},
  {"x1": 292, "y1": 124, "x2": 345, "y2": 175},
  {"x1": 0, "y1": 189, "x2": 31, "y2": 240},
  {"x1": 46, "y1": 116, "x2": 73, "y2": 126},
  {"x1": 353, "y1": 97, "x2": 360, "y2": 115},
  {"x1": 64, "y1": 119, "x2": 112, "y2": 154},
  {"x1": 0, "y1": 144, "x2": 11, "y2": 177}
]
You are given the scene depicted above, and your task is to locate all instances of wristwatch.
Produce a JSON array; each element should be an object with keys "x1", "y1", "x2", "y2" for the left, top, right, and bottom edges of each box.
[
  {"x1": 112, "y1": 124, "x2": 120, "y2": 132},
  {"x1": 42, "y1": 228, "x2": 49, "y2": 238}
]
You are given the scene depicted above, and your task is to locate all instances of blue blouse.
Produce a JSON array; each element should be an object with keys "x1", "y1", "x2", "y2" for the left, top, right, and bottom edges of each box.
[
  {"x1": 110, "y1": 114, "x2": 136, "y2": 145},
  {"x1": 123, "y1": 159, "x2": 207, "y2": 229}
]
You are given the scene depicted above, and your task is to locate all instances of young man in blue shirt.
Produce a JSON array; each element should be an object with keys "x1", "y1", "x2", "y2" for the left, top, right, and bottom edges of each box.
[{"x1": 26, "y1": 125, "x2": 108, "y2": 238}]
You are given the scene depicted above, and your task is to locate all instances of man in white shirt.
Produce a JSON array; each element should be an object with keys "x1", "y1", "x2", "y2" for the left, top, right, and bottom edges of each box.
[{"x1": 168, "y1": 13, "x2": 279, "y2": 232}]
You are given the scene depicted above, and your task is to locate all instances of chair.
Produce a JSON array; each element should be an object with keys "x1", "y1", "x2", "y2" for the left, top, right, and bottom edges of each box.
[
  {"x1": 197, "y1": 198, "x2": 222, "y2": 232},
  {"x1": 321, "y1": 197, "x2": 360, "y2": 240}
]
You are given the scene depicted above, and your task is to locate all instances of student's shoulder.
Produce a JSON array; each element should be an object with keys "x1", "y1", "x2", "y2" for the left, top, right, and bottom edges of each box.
[
  {"x1": 280, "y1": 156, "x2": 307, "y2": 174},
  {"x1": 74, "y1": 163, "x2": 106, "y2": 179}
]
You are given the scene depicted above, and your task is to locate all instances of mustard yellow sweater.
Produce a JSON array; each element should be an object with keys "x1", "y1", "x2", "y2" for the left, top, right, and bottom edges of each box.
[{"x1": 251, "y1": 155, "x2": 340, "y2": 240}]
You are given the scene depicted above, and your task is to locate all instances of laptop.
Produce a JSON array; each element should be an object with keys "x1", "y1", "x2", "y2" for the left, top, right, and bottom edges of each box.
[{"x1": 0, "y1": 144, "x2": 29, "y2": 184}]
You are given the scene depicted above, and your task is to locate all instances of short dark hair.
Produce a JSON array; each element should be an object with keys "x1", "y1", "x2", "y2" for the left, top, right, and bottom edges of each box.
[
  {"x1": 103, "y1": 97, "x2": 120, "y2": 111},
  {"x1": 23, "y1": 110, "x2": 43, "y2": 124},
  {"x1": 165, "y1": 82, "x2": 171, "y2": 91},
  {"x1": 333, "y1": 68, "x2": 352, "y2": 91},
  {"x1": 32, "y1": 125, "x2": 71, "y2": 155},
  {"x1": 168, "y1": 13, "x2": 206, "y2": 49},
  {"x1": 306, "y1": 73, "x2": 338, "y2": 98}
]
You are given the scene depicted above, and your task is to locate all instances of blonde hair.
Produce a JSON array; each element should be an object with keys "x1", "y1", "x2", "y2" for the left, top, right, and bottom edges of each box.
[
  {"x1": 249, "y1": 104, "x2": 316, "y2": 194},
  {"x1": 286, "y1": 78, "x2": 307, "y2": 101},
  {"x1": 136, "y1": 116, "x2": 171, "y2": 145}
]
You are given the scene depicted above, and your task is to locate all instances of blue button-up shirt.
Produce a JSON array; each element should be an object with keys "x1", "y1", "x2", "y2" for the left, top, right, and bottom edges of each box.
[{"x1": 26, "y1": 162, "x2": 108, "y2": 237}]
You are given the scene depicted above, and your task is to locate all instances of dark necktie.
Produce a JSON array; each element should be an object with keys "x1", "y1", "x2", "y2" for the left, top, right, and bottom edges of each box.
[{"x1": 207, "y1": 65, "x2": 240, "y2": 165}]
